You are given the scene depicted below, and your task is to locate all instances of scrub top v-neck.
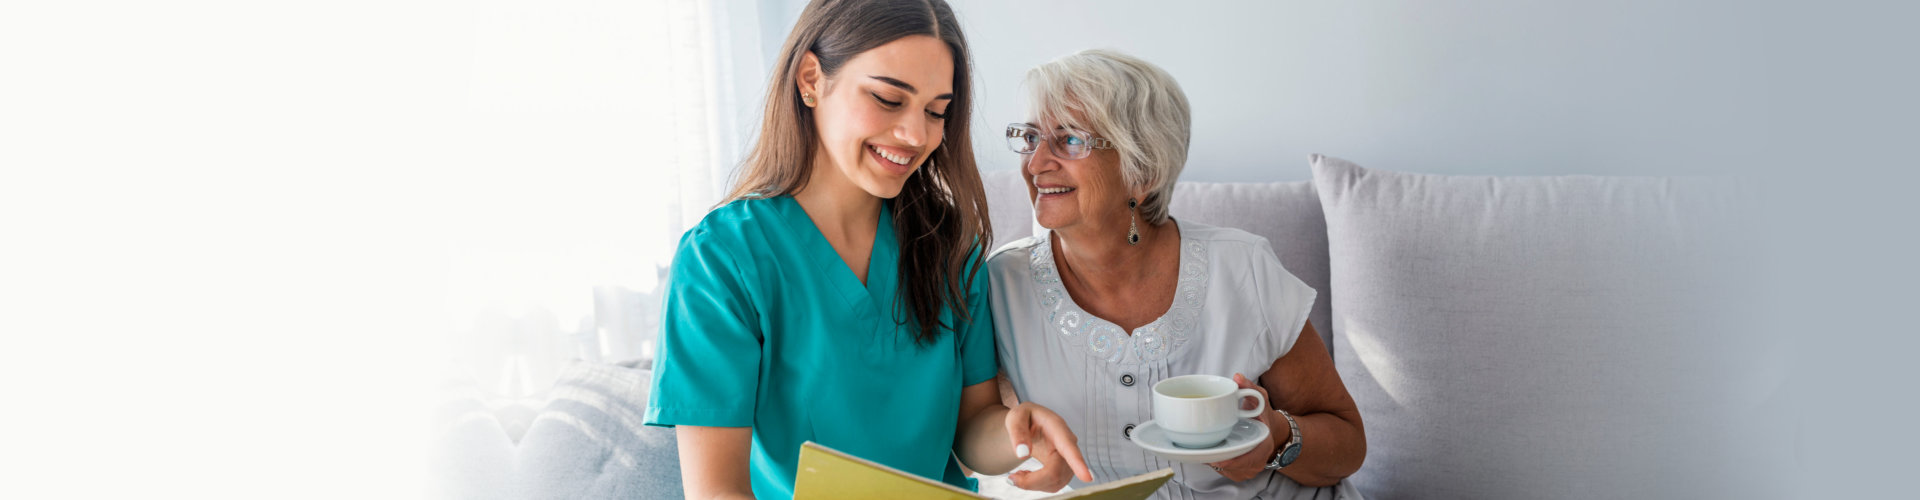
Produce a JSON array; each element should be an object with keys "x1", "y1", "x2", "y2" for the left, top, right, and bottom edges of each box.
[{"x1": 646, "y1": 195, "x2": 998, "y2": 499}]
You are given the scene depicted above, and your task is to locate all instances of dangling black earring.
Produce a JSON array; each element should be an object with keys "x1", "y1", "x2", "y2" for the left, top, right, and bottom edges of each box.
[{"x1": 1127, "y1": 198, "x2": 1140, "y2": 245}]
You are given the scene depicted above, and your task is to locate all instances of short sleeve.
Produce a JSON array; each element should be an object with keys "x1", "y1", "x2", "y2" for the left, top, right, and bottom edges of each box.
[
  {"x1": 645, "y1": 226, "x2": 763, "y2": 428},
  {"x1": 957, "y1": 248, "x2": 999, "y2": 387},
  {"x1": 1253, "y1": 239, "x2": 1319, "y2": 365}
]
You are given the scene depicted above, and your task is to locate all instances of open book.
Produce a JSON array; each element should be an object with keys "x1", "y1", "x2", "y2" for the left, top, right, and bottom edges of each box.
[{"x1": 793, "y1": 441, "x2": 1174, "y2": 500}]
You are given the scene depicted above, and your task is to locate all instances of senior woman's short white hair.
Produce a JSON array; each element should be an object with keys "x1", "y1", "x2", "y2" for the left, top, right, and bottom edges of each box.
[{"x1": 1025, "y1": 49, "x2": 1191, "y2": 225}]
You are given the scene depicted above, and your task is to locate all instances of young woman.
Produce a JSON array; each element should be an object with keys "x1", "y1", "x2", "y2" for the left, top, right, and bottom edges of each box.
[{"x1": 645, "y1": 1, "x2": 1089, "y2": 499}]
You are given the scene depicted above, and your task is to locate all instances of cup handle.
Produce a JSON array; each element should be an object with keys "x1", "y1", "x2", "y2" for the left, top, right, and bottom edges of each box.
[{"x1": 1235, "y1": 388, "x2": 1266, "y2": 419}]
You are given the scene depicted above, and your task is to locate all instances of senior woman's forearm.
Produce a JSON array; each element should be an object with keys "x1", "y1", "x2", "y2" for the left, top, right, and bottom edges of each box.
[
  {"x1": 1279, "y1": 409, "x2": 1367, "y2": 487},
  {"x1": 954, "y1": 404, "x2": 1024, "y2": 475}
]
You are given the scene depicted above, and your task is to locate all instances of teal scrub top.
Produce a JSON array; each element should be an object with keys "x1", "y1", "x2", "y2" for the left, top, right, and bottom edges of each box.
[{"x1": 645, "y1": 195, "x2": 998, "y2": 499}]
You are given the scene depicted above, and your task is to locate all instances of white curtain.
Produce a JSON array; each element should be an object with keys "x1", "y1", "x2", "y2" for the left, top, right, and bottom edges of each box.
[{"x1": 444, "y1": 0, "x2": 781, "y2": 401}]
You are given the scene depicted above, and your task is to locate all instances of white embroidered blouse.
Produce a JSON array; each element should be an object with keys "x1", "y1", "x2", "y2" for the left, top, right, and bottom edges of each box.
[{"x1": 987, "y1": 221, "x2": 1357, "y2": 500}]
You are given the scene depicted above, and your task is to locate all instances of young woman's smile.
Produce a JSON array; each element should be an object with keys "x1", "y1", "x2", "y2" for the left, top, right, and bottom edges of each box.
[{"x1": 866, "y1": 142, "x2": 921, "y2": 176}]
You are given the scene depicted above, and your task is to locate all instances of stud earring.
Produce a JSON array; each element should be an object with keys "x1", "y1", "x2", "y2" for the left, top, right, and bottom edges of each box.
[
  {"x1": 1127, "y1": 198, "x2": 1140, "y2": 246},
  {"x1": 802, "y1": 92, "x2": 815, "y2": 106}
]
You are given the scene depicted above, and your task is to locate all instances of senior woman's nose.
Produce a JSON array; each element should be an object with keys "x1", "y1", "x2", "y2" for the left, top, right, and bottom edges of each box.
[{"x1": 1024, "y1": 147, "x2": 1059, "y2": 176}]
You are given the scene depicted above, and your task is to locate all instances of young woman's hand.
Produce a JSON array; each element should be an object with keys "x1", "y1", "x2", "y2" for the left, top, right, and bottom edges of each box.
[{"x1": 1003, "y1": 402, "x2": 1093, "y2": 492}]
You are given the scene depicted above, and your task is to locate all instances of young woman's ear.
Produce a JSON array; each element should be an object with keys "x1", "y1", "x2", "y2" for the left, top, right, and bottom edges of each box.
[{"x1": 796, "y1": 51, "x2": 823, "y2": 107}]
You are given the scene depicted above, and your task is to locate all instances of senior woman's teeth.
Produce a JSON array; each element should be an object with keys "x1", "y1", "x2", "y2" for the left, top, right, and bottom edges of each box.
[
  {"x1": 1037, "y1": 187, "x2": 1074, "y2": 195},
  {"x1": 870, "y1": 145, "x2": 911, "y2": 165}
]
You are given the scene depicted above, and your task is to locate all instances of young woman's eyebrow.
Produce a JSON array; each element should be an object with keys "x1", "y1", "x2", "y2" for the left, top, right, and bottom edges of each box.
[{"x1": 868, "y1": 75, "x2": 954, "y2": 100}]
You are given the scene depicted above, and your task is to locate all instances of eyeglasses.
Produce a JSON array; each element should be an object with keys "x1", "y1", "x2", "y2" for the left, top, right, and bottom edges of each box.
[{"x1": 1006, "y1": 123, "x2": 1115, "y2": 160}]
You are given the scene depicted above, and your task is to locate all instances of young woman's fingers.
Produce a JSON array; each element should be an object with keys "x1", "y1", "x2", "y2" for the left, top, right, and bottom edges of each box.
[
  {"x1": 1024, "y1": 453, "x2": 1075, "y2": 492},
  {"x1": 1032, "y1": 412, "x2": 1093, "y2": 483},
  {"x1": 1026, "y1": 427, "x2": 1056, "y2": 460},
  {"x1": 1007, "y1": 469, "x2": 1032, "y2": 489},
  {"x1": 1008, "y1": 459, "x2": 1071, "y2": 493},
  {"x1": 1004, "y1": 404, "x2": 1034, "y2": 458}
]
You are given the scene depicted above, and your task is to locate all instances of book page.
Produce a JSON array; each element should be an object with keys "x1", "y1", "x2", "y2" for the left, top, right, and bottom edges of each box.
[
  {"x1": 794, "y1": 441, "x2": 1173, "y2": 500},
  {"x1": 794, "y1": 442, "x2": 985, "y2": 500},
  {"x1": 1041, "y1": 467, "x2": 1172, "y2": 500}
]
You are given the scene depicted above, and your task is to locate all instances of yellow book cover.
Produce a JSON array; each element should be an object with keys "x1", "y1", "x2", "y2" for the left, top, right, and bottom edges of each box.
[{"x1": 793, "y1": 441, "x2": 1174, "y2": 500}]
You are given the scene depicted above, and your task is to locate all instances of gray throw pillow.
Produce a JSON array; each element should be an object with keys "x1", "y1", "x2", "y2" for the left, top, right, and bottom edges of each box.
[
  {"x1": 1313, "y1": 155, "x2": 1785, "y2": 499},
  {"x1": 1169, "y1": 180, "x2": 1333, "y2": 353}
]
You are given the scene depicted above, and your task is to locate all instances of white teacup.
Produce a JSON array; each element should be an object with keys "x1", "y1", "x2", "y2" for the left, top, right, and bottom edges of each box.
[{"x1": 1151, "y1": 375, "x2": 1265, "y2": 449}]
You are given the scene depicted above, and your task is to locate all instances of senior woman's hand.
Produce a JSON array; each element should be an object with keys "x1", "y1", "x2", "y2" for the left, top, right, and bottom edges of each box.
[
  {"x1": 1004, "y1": 402, "x2": 1094, "y2": 492},
  {"x1": 1206, "y1": 373, "x2": 1281, "y2": 482}
]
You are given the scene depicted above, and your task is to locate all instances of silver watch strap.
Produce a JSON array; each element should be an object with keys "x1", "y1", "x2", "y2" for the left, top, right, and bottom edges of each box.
[{"x1": 1268, "y1": 409, "x2": 1302, "y2": 470}]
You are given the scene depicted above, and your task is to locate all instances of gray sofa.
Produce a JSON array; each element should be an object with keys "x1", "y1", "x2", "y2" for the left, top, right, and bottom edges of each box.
[
  {"x1": 436, "y1": 155, "x2": 1785, "y2": 499},
  {"x1": 982, "y1": 156, "x2": 1784, "y2": 499},
  {"x1": 433, "y1": 359, "x2": 682, "y2": 500}
]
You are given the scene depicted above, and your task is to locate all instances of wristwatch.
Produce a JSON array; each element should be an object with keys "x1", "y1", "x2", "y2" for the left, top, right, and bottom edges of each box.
[{"x1": 1265, "y1": 409, "x2": 1302, "y2": 470}]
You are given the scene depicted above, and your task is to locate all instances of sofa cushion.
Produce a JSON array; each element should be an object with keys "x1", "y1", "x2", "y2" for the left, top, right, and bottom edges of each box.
[
  {"x1": 1313, "y1": 155, "x2": 1782, "y2": 499},
  {"x1": 431, "y1": 386, "x2": 516, "y2": 500},
  {"x1": 513, "y1": 360, "x2": 682, "y2": 499}
]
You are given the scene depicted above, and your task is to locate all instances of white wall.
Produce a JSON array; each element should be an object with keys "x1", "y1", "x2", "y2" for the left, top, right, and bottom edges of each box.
[{"x1": 767, "y1": 0, "x2": 1797, "y2": 182}]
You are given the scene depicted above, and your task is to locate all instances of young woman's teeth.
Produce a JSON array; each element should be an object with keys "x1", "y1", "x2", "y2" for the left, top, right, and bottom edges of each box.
[
  {"x1": 1037, "y1": 186, "x2": 1074, "y2": 195},
  {"x1": 871, "y1": 145, "x2": 910, "y2": 165}
]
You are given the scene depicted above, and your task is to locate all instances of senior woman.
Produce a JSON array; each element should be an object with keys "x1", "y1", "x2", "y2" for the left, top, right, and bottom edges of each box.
[{"x1": 986, "y1": 49, "x2": 1366, "y2": 499}]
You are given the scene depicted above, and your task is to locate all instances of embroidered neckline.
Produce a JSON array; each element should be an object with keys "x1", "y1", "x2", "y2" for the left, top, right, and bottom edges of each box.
[{"x1": 1027, "y1": 228, "x2": 1210, "y2": 365}]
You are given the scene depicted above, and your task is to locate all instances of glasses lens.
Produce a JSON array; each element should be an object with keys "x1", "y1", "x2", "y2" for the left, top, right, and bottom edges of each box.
[
  {"x1": 1055, "y1": 129, "x2": 1092, "y2": 159},
  {"x1": 1007, "y1": 126, "x2": 1039, "y2": 154}
]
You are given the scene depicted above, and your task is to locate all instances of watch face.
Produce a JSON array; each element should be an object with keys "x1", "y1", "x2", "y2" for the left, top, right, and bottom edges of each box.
[{"x1": 1279, "y1": 444, "x2": 1302, "y2": 467}]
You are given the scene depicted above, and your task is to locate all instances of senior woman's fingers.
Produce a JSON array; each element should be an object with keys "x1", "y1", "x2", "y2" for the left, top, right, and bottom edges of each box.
[
  {"x1": 1209, "y1": 438, "x2": 1277, "y2": 481},
  {"x1": 1207, "y1": 441, "x2": 1273, "y2": 482},
  {"x1": 1208, "y1": 373, "x2": 1280, "y2": 482},
  {"x1": 1233, "y1": 373, "x2": 1272, "y2": 412}
]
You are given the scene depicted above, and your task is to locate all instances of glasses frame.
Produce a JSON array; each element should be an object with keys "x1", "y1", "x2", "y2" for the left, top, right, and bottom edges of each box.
[{"x1": 1005, "y1": 123, "x2": 1115, "y2": 160}]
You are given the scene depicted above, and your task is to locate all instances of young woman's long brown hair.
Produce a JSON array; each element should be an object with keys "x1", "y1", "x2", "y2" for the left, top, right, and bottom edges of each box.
[{"x1": 725, "y1": 0, "x2": 990, "y2": 345}]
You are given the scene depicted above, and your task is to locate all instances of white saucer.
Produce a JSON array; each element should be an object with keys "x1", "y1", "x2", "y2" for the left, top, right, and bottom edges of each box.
[{"x1": 1128, "y1": 418, "x2": 1270, "y2": 464}]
